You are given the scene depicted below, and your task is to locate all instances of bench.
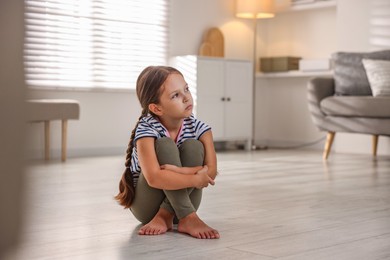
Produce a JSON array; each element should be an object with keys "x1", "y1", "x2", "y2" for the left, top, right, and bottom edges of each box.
[{"x1": 27, "y1": 99, "x2": 80, "y2": 161}]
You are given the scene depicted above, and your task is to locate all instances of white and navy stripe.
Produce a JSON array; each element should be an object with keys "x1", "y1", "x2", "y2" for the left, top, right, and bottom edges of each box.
[{"x1": 130, "y1": 114, "x2": 211, "y2": 186}]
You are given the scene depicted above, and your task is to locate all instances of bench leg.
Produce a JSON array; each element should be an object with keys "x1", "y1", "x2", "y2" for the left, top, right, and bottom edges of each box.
[
  {"x1": 372, "y1": 135, "x2": 378, "y2": 157},
  {"x1": 323, "y1": 131, "x2": 335, "y2": 160},
  {"x1": 62, "y1": 120, "x2": 68, "y2": 162},
  {"x1": 44, "y1": 121, "x2": 50, "y2": 160}
]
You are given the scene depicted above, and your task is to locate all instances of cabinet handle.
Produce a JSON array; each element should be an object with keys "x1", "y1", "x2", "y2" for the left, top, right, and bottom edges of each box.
[
  {"x1": 221, "y1": 97, "x2": 225, "y2": 101},
  {"x1": 227, "y1": 97, "x2": 231, "y2": 101}
]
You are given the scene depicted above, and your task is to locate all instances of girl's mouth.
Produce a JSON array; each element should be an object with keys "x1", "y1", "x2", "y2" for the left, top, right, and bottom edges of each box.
[{"x1": 185, "y1": 104, "x2": 193, "y2": 111}]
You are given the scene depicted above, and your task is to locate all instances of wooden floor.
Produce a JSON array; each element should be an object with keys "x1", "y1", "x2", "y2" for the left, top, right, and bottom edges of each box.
[{"x1": 10, "y1": 149, "x2": 390, "y2": 259}]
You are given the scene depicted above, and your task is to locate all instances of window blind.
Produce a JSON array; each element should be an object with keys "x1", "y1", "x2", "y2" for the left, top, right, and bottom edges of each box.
[
  {"x1": 24, "y1": 0, "x2": 169, "y2": 90},
  {"x1": 369, "y1": 0, "x2": 390, "y2": 50}
]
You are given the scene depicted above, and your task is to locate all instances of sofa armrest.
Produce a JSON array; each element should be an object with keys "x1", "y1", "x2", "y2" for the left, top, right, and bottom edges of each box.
[
  {"x1": 307, "y1": 77, "x2": 335, "y2": 114},
  {"x1": 307, "y1": 77, "x2": 335, "y2": 130},
  {"x1": 308, "y1": 77, "x2": 335, "y2": 103}
]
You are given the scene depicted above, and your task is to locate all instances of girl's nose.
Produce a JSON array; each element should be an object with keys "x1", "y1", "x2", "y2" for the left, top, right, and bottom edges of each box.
[{"x1": 183, "y1": 94, "x2": 189, "y2": 103}]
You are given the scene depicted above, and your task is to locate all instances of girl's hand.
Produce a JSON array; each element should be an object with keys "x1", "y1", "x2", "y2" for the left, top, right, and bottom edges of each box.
[
  {"x1": 194, "y1": 166, "x2": 215, "y2": 189},
  {"x1": 160, "y1": 164, "x2": 179, "y2": 172}
]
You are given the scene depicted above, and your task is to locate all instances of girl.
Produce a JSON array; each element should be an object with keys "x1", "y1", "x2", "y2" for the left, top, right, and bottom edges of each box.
[{"x1": 115, "y1": 66, "x2": 220, "y2": 239}]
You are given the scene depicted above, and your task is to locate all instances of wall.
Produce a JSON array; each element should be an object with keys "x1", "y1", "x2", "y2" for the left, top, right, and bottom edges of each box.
[
  {"x1": 0, "y1": 0, "x2": 25, "y2": 256},
  {"x1": 27, "y1": 89, "x2": 140, "y2": 158},
  {"x1": 255, "y1": 77, "x2": 326, "y2": 149},
  {"x1": 336, "y1": 0, "x2": 371, "y2": 52},
  {"x1": 255, "y1": 6, "x2": 337, "y2": 149},
  {"x1": 258, "y1": 7, "x2": 337, "y2": 58},
  {"x1": 333, "y1": 0, "x2": 390, "y2": 155},
  {"x1": 24, "y1": 0, "x2": 389, "y2": 158},
  {"x1": 169, "y1": 0, "x2": 253, "y2": 59},
  {"x1": 26, "y1": 0, "x2": 253, "y2": 159},
  {"x1": 255, "y1": 0, "x2": 390, "y2": 155}
]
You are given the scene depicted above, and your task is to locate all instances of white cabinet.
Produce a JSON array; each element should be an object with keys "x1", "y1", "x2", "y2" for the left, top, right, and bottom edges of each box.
[{"x1": 171, "y1": 56, "x2": 252, "y2": 144}]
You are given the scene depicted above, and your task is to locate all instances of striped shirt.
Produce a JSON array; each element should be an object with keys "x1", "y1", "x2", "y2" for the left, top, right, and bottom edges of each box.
[{"x1": 130, "y1": 114, "x2": 211, "y2": 186}]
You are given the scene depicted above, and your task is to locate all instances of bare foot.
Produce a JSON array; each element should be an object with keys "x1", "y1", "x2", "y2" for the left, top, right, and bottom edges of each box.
[
  {"x1": 138, "y1": 208, "x2": 174, "y2": 236},
  {"x1": 178, "y1": 212, "x2": 220, "y2": 239}
]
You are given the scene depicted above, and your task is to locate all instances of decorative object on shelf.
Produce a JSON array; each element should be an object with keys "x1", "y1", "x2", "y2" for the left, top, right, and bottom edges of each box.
[
  {"x1": 199, "y1": 27, "x2": 224, "y2": 57},
  {"x1": 260, "y1": 56, "x2": 301, "y2": 72},
  {"x1": 299, "y1": 59, "x2": 331, "y2": 72}
]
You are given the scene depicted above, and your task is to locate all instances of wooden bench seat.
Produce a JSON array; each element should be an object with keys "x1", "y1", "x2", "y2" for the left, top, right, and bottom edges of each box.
[{"x1": 27, "y1": 99, "x2": 80, "y2": 161}]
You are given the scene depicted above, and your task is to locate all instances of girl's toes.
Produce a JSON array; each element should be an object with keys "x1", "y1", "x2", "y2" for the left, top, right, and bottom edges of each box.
[{"x1": 138, "y1": 227, "x2": 146, "y2": 235}]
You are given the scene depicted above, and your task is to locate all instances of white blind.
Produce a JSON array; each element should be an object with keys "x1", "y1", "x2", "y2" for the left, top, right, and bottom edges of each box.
[
  {"x1": 370, "y1": 0, "x2": 390, "y2": 50},
  {"x1": 24, "y1": 0, "x2": 169, "y2": 90}
]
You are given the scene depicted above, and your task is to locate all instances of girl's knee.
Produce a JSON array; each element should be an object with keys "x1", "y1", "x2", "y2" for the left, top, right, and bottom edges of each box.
[
  {"x1": 130, "y1": 207, "x2": 155, "y2": 224},
  {"x1": 179, "y1": 139, "x2": 204, "y2": 166},
  {"x1": 180, "y1": 139, "x2": 204, "y2": 154},
  {"x1": 155, "y1": 137, "x2": 181, "y2": 166}
]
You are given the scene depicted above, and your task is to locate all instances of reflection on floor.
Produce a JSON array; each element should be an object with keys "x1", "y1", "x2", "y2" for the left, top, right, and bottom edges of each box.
[{"x1": 11, "y1": 150, "x2": 390, "y2": 259}]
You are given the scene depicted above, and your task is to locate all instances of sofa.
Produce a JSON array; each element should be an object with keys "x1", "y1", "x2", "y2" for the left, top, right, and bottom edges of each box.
[{"x1": 307, "y1": 50, "x2": 390, "y2": 159}]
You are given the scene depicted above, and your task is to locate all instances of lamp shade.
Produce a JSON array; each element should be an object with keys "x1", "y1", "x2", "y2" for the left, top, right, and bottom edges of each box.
[{"x1": 235, "y1": 0, "x2": 275, "y2": 19}]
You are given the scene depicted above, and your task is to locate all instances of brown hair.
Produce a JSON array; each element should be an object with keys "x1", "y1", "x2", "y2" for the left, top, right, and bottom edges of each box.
[{"x1": 115, "y1": 66, "x2": 182, "y2": 208}]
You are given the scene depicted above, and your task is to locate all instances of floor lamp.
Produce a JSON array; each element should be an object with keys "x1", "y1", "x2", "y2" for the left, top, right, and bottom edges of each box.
[{"x1": 235, "y1": 0, "x2": 275, "y2": 150}]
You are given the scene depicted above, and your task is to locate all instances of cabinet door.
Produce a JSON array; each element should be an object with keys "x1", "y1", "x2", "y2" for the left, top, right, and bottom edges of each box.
[
  {"x1": 196, "y1": 59, "x2": 225, "y2": 140},
  {"x1": 224, "y1": 61, "x2": 252, "y2": 139}
]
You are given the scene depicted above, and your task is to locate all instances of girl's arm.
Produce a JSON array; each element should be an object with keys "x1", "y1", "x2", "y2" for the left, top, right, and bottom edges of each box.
[
  {"x1": 199, "y1": 130, "x2": 218, "y2": 180},
  {"x1": 159, "y1": 130, "x2": 217, "y2": 178},
  {"x1": 137, "y1": 137, "x2": 214, "y2": 190},
  {"x1": 160, "y1": 164, "x2": 203, "y2": 175}
]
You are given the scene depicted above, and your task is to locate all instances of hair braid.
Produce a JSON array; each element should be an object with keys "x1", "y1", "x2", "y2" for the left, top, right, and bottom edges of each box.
[{"x1": 115, "y1": 109, "x2": 147, "y2": 208}]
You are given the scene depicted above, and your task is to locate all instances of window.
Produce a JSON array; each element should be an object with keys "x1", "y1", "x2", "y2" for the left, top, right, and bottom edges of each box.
[
  {"x1": 369, "y1": 0, "x2": 390, "y2": 50},
  {"x1": 24, "y1": 0, "x2": 169, "y2": 90}
]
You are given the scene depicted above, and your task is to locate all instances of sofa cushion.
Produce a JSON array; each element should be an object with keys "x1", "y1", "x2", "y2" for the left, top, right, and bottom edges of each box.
[
  {"x1": 362, "y1": 59, "x2": 390, "y2": 97},
  {"x1": 320, "y1": 96, "x2": 390, "y2": 118},
  {"x1": 332, "y1": 50, "x2": 390, "y2": 96}
]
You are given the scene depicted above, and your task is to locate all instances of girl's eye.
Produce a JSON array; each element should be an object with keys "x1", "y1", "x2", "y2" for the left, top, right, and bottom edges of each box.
[
  {"x1": 171, "y1": 93, "x2": 179, "y2": 99},
  {"x1": 185, "y1": 86, "x2": 190, "y2": 92}
]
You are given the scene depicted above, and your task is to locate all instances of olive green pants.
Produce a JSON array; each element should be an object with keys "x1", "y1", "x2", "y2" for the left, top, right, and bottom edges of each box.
[{"x1": 130, "y1": 137, "x2": 204, "y2": 224}]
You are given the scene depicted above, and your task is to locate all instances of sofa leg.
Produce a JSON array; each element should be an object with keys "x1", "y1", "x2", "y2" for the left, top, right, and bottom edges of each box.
[
  {"x1": 323, "y1": 131, "x2": 335, "y2": 160},
  {"x1": 372, "y1": 135, "x2": 378, "y2": 157}
]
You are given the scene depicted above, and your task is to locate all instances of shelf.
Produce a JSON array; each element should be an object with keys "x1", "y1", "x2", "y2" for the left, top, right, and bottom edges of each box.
[
  {"x1": 256, "y1": 70, "x2": 333, "y2": 79},
  {"x1": 279, "y1": 0, "x2": 337, "y2": 12}
]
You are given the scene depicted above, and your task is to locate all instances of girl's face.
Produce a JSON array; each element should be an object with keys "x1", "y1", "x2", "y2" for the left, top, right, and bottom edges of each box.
[{"x1": 155, "y1": 73, "x2": 193, "y2": 120}]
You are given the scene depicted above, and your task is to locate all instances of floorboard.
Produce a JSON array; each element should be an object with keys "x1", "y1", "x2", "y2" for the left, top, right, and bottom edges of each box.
[{"x1": 7, "y1": 149, "x2": 390, "y2": 259}]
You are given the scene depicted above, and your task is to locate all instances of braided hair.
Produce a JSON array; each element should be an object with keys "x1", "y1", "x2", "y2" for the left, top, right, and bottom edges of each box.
[{"x1": 115, "y1": 66, "x2": 183, "y2": 208}]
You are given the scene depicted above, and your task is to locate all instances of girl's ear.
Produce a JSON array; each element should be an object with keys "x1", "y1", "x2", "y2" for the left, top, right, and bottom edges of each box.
[{"x1": 148, "y1": 103, "x2": 163, "y2": 116}]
